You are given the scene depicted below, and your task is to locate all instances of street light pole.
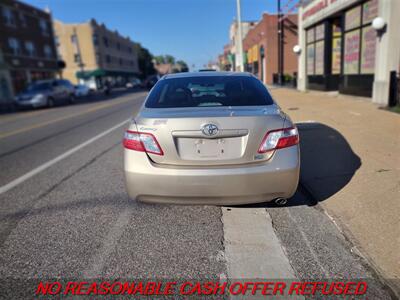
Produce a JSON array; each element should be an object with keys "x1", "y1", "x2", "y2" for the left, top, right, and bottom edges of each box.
[
  {"x1": 277, "y1": 0, "x2": 282, "y2": 85},
  {"x1": 236, "y1": 0, "x2": 244, "y2": 72}
]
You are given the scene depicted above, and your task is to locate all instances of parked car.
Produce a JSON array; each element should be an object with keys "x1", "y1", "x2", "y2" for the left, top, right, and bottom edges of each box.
[
  {"x1": 15, "y1": 79, "x2": 76, "y2": 108},
  {"x1": 126, "y1": 78, "x2": 142, "y2": 89},
  {"x1": 123, "y1": 72, "x2": 300, "y2": 205},
  {"x1": 74, "y1": 84, "x2": 91, "y2": 97},
  {"x1": 144, "y1": 75, "x2": 160, "y2": 89}
]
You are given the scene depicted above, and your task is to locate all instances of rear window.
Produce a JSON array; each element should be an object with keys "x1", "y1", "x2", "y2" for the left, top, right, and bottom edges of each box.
[{"x1": 145, "y1": 76, "x2": 274, "y2": 108}]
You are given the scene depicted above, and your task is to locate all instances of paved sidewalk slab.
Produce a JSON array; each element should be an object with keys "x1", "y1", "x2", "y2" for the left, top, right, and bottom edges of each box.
[{"x1": 269, "y1": 88, "x2": 400, "y2": 290}]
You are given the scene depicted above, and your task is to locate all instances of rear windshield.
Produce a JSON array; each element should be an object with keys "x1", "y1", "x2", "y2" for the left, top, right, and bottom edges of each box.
[{"x1": 145, "y1": 76, "x2": 274, "y2": 108}]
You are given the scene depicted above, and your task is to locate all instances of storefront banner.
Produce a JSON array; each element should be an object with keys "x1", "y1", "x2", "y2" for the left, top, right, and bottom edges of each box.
[
  {"x1": 344, "y1": 30, "x2": 360, "y2": 74},
  {"x1": 345, "y1": 5, "x2": 361, "y2": 31},
  {"x1": 363, "y1": 0, "x2": 379, "y2": 25},
  {"x1": 331, "y1": 37, "x2": 341, "y2": 75},
  {"x1": 315, "y1": 41, "x2": 324, "y2": 75},
  {"x1": 361, "y1": 26, "x2": 376, "y2": 74}
]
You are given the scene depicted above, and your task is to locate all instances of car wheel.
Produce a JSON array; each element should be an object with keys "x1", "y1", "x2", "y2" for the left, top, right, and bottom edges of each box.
[{"x1": 47, "y1": 97, "x2": 55, "y2": 108}]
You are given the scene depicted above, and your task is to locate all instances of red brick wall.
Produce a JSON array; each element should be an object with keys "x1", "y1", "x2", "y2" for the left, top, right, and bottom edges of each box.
[{"x1": 243, "y1": 13, "x2": 298, "y2": 85}]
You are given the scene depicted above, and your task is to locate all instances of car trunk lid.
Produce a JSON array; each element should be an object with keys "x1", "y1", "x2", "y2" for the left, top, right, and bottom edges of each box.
[{"x1": 134, "y1": 105, "x2": 285, "y2": 166}]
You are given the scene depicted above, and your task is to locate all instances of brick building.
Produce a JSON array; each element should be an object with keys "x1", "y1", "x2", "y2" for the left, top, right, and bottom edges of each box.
[
  {"x1": 54, "y1": 19, "x2": 139, "y2": 89},
  {"x1": 243, "y1": 13, "x2": 298, "y2": 85},
  {"x1": 0, "y1": 0, "x2": 59, "y2": 104}
]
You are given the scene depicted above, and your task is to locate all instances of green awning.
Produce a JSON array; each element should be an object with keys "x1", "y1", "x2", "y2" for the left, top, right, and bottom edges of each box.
[{"x1": 76, "y1": 69, "x2": 139, "y2": 79}]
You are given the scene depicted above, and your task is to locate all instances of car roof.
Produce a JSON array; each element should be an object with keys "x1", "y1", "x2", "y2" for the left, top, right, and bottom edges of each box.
[{"x1": 162, "y1": 71, "x2": 254, "y2": 80}]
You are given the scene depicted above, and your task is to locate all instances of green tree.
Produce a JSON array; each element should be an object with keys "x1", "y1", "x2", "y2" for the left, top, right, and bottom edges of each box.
[
  {"x1": 153, "y1": 55, "x2": 165, "y2": 65},
  {"x1": 134, "y1": 43, "x2": 156, "y2": 79},
  {"x1": 176, "y1": 60, "x2": 189, "y2": 72},
  {"x1": 164, "y1": 55, "x2": 175, "y2": 65}
]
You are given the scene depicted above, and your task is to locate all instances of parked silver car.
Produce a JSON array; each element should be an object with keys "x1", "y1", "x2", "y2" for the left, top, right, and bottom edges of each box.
[
  {"x1": 15, "y1": 79, "x2": 76, "y2": 108},
  {"x1": 123, "y1": 72, "x2": 300, "y2": 205}
]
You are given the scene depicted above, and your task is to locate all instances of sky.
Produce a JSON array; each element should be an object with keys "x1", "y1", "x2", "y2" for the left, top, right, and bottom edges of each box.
[{"x1": 24, "y1": 0, "x2": 279, "y2": 70}]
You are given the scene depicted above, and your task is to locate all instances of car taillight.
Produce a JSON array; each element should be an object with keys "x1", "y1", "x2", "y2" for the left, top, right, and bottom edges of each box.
[
  {"x1": 258, "y1": 127, "x2": 299, "y2": 153},
  {"x1": 123, "y1": 130, "x2": 164, "y2": 155}
]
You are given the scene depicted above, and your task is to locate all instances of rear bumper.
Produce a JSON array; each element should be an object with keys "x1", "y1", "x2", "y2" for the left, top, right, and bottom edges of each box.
[{"x1": 124, "y1": 146, "x2": 300, "y2": 205}]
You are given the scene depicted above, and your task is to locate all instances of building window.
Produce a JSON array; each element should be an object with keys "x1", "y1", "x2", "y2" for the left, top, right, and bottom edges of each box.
[
  {"x1": 44, "y1": 45, "x2": 53, "y2": 59},
  {"x1": 71, "y1": 34, "x2": 78, "y2": 44},
  {"x1": 39, "y1": 19, "x2": 49, "y2": 36},
  {"x1": 117, "y1": 42, "x2": 121, "y2": 50},
  {"x1": 93, "y1": 34, "x2": 98, "y2": 46},
  {"x1": 19, "y1": 13, "x2": 26, "y2": 27},
  {"x1": 306, "y1": 23, "x2": 325, "y2": 76},
  {"x1": 74, "y1": 53, "x2": 81, "y2": 63},
  {"x1": 106, "y1": 55, "x2": 111, "y2": 63},
  {"x1": 128, "y1": 47, "x2": 132, "y2": 53},
  {"x1": 2, "y1": 6, "x2": 15, "y2": 27},
  {"x1": 95, "y1": 53, "x2": 101, "y2": 64},
  {"x1": 8, "y1": 37, "x2": 20, "y2": 55},
  {"x1": 103, "y1": 37, "x2": 109, "y2": 47},
  {"x1": 25, "y1": 41, "x2": 35, "y2": 57},
  {"x1": 119, "y1": 58, "x2": 123, "y2": 65}
]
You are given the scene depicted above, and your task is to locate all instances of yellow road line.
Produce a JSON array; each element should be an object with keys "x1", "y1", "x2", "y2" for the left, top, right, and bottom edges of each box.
[
  {"x1": 0, "y1": 109, "x2": 50, "y2": 124},
  {"x1": 0, "y1": 95, "x2": 140, "y2": 140}
]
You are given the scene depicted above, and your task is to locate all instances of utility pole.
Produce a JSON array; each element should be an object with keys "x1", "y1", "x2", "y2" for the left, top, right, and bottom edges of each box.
[
  {"x1": 236, "y1": 0, "x2": 244, "y2": 72},
  {"x1": 277, "y1": 0, "x2": 283, "y2": 85}
]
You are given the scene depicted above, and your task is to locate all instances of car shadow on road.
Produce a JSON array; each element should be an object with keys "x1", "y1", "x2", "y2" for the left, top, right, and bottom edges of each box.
[{"x1": 233, "y1": 122, "x2": 362, "y2": 208}]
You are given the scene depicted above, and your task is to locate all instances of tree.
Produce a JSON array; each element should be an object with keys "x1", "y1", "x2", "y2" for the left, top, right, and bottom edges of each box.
[
  {"x1": 164, "y1": 55, "x2": 175, "y2": 65},
  {"x1": 176, "y1": 60, "x2": 189, "y2": 72},
  {"x1": 134, "y1": 43, "x2": 156, "y2": 79},
  {"x1": 153, "y1": 55, "x2": 165, "y2": 65}
]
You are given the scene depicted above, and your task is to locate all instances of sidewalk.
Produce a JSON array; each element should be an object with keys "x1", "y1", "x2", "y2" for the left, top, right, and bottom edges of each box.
[{"x1": 270, "y1": 88, "x2": 400, "y2": 289}]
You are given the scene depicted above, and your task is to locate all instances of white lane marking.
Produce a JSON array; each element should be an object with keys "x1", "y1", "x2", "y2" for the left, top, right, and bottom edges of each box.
[
  {"x1": 222, "y1": 207, "x2": 301, "y2": 299},
  {"x1": 0, "y1": 119, "x2": 130, "y2": 195},
  {"x1": 83, "y1": 209, "x2": 131, "y2": 278}
]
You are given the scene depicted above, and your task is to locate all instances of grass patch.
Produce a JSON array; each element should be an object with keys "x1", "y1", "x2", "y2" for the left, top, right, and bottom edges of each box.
[{"x1": 388, "y1": 105, "x2": 400, "y2": 114}]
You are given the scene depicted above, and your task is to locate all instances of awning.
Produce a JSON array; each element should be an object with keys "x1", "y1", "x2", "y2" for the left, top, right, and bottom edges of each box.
[{"x1": 76, "y1": 69, "x2": 139, "y2": 79}]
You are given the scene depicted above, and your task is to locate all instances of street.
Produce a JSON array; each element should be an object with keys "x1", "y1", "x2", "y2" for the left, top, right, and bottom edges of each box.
[{"x1": 0, "y1": 90, "x2": 393, "y2": 299}]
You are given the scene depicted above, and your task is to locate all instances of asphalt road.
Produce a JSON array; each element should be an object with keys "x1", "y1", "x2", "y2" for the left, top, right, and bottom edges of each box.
[{"x1": 0, "y1": 90, "x2": 394, "y2": 299}]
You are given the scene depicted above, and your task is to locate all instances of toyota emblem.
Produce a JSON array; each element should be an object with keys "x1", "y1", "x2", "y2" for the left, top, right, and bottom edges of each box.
[{"x1": 201, "y1": 124, "x2": 219, "y2": 136}]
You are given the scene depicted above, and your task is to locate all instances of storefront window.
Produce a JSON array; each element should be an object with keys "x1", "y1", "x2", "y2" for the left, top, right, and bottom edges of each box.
[
  {"x1": 331, "y1": 20, "x2": 342, "y2": 75},
  {"x1": 362, "y1": 0, "x2": 379, "y2": 25},
  {"x1": 343, "y1": 1, "x2": 378, "y2": 75},
  {"x1": 307, "y1": 44, "x2": 315, "y2": 75},
  {"x1": 306, "y1": 24, "x2": 324, "y2": 76},
  {"x1": 361, "y1": 26, "x2": 377, "y2": 74},
  {"x1": 345, "y1": 6, "x2": 361, "y2": 31},
  {"x1": 344, "y1": 29, "x2": 360, "y2": 74},
  {"x1": 315, "y1": 41, "x2": 324, "y2": 75}
]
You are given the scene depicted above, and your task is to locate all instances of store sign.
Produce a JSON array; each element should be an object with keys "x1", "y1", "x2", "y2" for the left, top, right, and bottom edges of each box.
[
  {"x1": 361, "y1": 26, "x2": 376, "y2": 74},
  {"x1": 344, "y1": 30, "x2": 360, "y2": 74},
  {"x1": 302, "y1": 0, "x2": 343, "y2": 21}
]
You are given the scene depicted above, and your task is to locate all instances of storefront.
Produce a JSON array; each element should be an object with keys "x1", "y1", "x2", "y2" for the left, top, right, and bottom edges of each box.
[{"x1": 297, "y1": 0, "x2": 400, "y2": 105}]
